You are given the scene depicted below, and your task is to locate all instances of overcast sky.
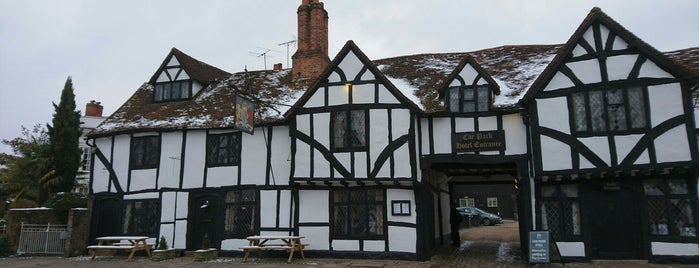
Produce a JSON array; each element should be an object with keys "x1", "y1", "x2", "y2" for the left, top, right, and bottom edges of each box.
[{"x1": 1, "y1": 0, "x2": 697, "y2": 155}]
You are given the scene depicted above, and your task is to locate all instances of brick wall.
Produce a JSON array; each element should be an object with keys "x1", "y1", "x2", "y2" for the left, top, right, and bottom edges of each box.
[{"x1": 5, "y1": 208, "x2": 61, "y2": 253}]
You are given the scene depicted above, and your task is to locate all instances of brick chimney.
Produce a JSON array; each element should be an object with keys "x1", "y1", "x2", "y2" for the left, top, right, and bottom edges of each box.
[
  {"x1": 85, "y1": 100, "x2": 103, "y2": 117},
  {"x1": 291, "y1": 0, "x2": 330, "y2": 79},
  {"x1": 273, "y1": 63, "x2": 283, "y2": 70}
]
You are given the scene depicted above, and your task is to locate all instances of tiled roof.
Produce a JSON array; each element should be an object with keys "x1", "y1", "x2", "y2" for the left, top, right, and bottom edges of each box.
[{"x1": 89, "y1": 43, "x2": 699, "y2": 137}]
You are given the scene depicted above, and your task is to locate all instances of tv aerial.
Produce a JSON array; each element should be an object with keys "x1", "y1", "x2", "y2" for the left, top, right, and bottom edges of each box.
[
  {"x1": 249, "y1": 48, "x2": 272, "y2": 70},
  {"x1": 278, "y1": 37, "x2": 297, "y2": 68}
]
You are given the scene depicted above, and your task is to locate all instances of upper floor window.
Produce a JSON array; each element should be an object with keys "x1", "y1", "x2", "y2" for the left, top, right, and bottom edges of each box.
[
  {"x1": 206, "y1": 132, "x2": 241, "y2": 167},
  {"x1": 570, "y1": 86, "x2": 648, "y2": 135},
  {"x1": 331, "y1": 110, "x2": 367, "y2": 151},
  {"x1": 154, "y1": 80, "x2": 191, "y2": 102},
  {"x1": 130, "y1": 136, "x2": 160, "y2": 169},
  {"x1": 447, "y1": 85, "x2": 490, "y2": 113}
]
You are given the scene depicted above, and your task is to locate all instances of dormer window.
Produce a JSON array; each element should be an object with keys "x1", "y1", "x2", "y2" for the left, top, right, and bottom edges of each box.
[
  {"x1": 154, "y1": 80, "x2": 191, "y2": 102},
  {"x1": 447, "y1": 85, "x2": 490, "y2": 113}
]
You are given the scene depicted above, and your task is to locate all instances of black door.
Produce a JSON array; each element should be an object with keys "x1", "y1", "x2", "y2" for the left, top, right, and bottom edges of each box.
[
  {"x1": 90, "y1": 195, "x2": 122, "y2": 241},
  {"x1": 590, "y1": 183, "x2": 641, "y2": 259},
  {"x1": 188, "y1": 193, "x2": 223, "y2": 250}
]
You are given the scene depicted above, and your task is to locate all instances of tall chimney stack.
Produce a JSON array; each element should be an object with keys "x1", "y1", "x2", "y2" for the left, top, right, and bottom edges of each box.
[
  {"x1": 85, "y1": 100, "x2": 103, "y2": 117},
  {"x1": 291, "y1": 0, "x2": 330, "y2": 79}
]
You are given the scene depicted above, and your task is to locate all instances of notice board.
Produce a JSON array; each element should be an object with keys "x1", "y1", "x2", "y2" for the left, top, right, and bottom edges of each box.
[{"x1": 529, "y1": 231, "x2": 550, "y2": 263}]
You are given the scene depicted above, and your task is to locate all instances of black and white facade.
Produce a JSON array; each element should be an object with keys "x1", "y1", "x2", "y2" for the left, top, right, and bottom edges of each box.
[{"x1": 87, "y1": 4, "x2": 699, "y2": 263}]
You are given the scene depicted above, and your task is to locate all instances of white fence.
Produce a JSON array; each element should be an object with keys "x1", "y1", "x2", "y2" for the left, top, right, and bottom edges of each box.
[{"x1": 17, "y1": 223, "x2": 68, "y2": 254}]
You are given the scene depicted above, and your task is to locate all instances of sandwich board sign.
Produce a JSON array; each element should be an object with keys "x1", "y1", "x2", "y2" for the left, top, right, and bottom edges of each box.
[{"x1": 529, "y1": 231, "x2": 550, "y2": 263}]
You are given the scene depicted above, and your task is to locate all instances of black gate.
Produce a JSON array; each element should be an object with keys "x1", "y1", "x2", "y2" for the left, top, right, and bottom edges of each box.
[{"x1": 188, "y1": 192, "x2": 223, "y2": 250}]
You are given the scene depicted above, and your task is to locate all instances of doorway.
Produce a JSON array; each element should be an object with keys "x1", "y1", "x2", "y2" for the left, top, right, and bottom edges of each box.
[
  {"x1": 590, "y1": 181, "x2": 641, "y2": 259},
  {"x1": 188, "y1": 192, "x2": 222, "y2": 250}
]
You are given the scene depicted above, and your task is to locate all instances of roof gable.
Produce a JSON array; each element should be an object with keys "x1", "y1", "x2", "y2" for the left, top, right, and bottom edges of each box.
[
  {"x1": 524, "y1": 7, "x2": 696, "y2": 102},
  {"x1": 437, "y1": 55, "x2": 501, "y2": 97},
  {"x1": 148, "y1": 48, "x2": 230, "y2": 86},
  {"x1": 285, "y1": 40, "x2": 422, "y2": 117}
]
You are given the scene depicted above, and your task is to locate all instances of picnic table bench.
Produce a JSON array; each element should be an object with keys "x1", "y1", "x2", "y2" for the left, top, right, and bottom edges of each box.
[
  {"x1": 87, "y1": 236, "x2": 153, "y2": 261},
  {"x1": 240, "y1": 235, "x2": 307, "y2": 263}
]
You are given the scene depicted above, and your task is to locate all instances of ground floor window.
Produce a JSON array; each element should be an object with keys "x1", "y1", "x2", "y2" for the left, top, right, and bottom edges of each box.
[
  {"x1": 224, "y1": 189, "x2": 257, "y2": 238},
  {"x1": 332, "y1": 189, "x2": 385, "y2": 239},
  {"x1": 122, "y1": 199, "x2": 160, "y2": 237},
  {"x1": 540, "y1": 184, "x2": 582, "y2": 239},
  {"x1": 644, "y1": 179, "x2": 696, "y2": 237}
]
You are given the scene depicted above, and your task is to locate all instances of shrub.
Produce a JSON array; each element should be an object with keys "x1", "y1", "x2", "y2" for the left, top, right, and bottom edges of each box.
[
  {"x1": 158, "y1": 235, "x2": 168, "y2": 250},
  {"x1": 44, "y1": 192, "x2": 87, "y2": 223},
  {"x1": 201, "y1": 233, "x2": 211, "y2": 249}
]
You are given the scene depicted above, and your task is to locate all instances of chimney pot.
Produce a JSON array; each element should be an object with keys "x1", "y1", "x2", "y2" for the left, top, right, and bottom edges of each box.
[
  {"x1": 273, "y1": 63, "x2": 283, "y2": 70},
  {"x1": 85, "y1": 100, "x2": 104, "y2": 117}
]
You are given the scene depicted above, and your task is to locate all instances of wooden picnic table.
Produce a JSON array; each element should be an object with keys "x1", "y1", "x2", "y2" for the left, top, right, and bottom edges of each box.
[
  {"x1": 240, "y1": 235, "x2": 307, "y2": 263},
  {"x1": 87, "y1": 236, "x2": 152, "y2": 261}
]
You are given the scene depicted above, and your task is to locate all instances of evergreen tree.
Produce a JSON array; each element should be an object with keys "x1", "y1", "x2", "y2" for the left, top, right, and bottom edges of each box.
[{"x1": 45, "y1": 77, "x2": 81, "y2": 194}]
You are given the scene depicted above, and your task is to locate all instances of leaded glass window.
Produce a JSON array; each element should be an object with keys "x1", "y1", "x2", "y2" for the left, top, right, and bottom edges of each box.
[
  {"x1": 644, "y1": 179, "x2": 696, "y2": 237},
  {"x1": 570, "y1": 86, "x2": 648, "y2": 135},
  {"x1": 130, "y1": 136, "x2": 160, "y2": 169},
  {"x1": 154, "y1": 80, "x2": 191, "y2": 102},
  {"x1": 332, "y1": 189, "x2": 385, "y2": 238},
  {"x1": 331, "y1": 110, "x2": 367, "y2": 151},
  {"x1": 122, "y1": 199, "x2": 160, "y2": 237},
  {"x1": 540, "y1": 184, "x2": 582, "y2": 238},
  {"x1": 206, "y1": 132, "x2": 241, "y2": 167},
  {"x1": 224, "y1": 189, "x2": 257, "y2": 238},
  {"x1": 446, "y1": 85, "x2": 490, "y2": 113}
]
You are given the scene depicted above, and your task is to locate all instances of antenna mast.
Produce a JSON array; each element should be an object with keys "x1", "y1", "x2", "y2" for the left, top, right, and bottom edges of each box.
[
  {"x1": 278, "y1": 38, "x2": 297, "y2": 68},
  {"x1": 249, "y1": 48, "x2": 272, "y2": 70}
]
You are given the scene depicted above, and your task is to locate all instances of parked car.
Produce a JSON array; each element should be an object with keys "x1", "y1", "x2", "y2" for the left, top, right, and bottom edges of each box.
[{"x1": 457, "y1": 207, "x2": 503, "y2": 226}]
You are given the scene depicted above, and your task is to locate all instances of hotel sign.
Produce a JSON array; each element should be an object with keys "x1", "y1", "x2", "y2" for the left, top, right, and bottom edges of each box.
[{"x1": 452, "y1": 130, "x2": 506, "y2": 152}]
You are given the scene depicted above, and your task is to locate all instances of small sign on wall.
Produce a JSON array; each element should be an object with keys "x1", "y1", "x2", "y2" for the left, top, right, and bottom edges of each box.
[
  {"x1": 452, "y1": 130, "x2": 506, "y2": 152},
  {"x1": 391, "y1": 200, "x2": 411, "y2": 216},
  {"x1": 234, "y1": 95, "x2": 255, "y2": 134},
  {"x1": 529, "y1": 231, "x2": 550, "y2": 263}
]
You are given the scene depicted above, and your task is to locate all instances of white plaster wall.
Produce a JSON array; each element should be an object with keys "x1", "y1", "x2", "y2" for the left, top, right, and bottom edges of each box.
[
  {"x1": 353, "y1": 83, "x2": 374, "y2": 104},
  {"x1": 579, "y1": 156, "x2": 595, "y2": 169},
  {"x1": 338, "y1": 51, "x2": 362, "y2": 81},
  {"x1": 432, "y1": 118, "x2": 452, "y2": 154},
  {"x1": 167, "y1": 56, "x2": 179, "y2": 66},
  {"x1": 174, "y1": 220, "x2": 187, "y2": 249},
  {"x1": 635, "y1": 149, "x2": 651, "y2": 165},
  {"x1": 241, "y1": 129, "x2": 267, "y2": 185},
  {"x1": 123, "y1": 192, "x2": 159, "y2": 200},
  {"x1": 156, "y1": 72, "x2": 169, "y2": 83},
  {"x1": 300, "y1": 227, "x2": 329, "y2": 250},
  {"x1": 360, "y1": 69, "x2": 375, "y2": 81},
  {"x1": 92, "y1": 137, "x2": 111, "y2": 193},
  {"x1": 314, "y1": 113, "x2": 330, "y2": 148},
  {"x1": 578, "y1": 136, "x2": 611, "y2": 166},
  {"x1": 651, "y1": 242, "x2": 699, "y2": 256},
  {"x1": 297, "y1": 114, "x2": 310, "y2": 135},
  {"x1": 314, "y1": 148, "x2": 330, "y2": 178},
  {"x1": 192, "y1": 81, "x2": 203, "y2": 96},
  {"x1": 478, "y1": 116, "x2": 498, "y2": 131},
  {"x1": 159, "y1": 223, "x2": 175, "y2": 248},
  {"x1": 305, "y1": 89, "x2": 325, "y2": 107},
  {"x1": 537, "y1": 97, "x2": 570, "y2": 133},
  {"x1": 606, "y1": 55, "x2": 637, "y2": 81},
  {"x1": 440, "y1": 190, "x2": 451, "y2": 240},
  {"x1": 420, "y1": 119, "x2": 430, "y2": 154},
  {"x1": 649, "y1": 83, "x2": 684, "y2": 127},
  {"x1": 391, "y1": 109, "x2": 411, "y2": 138},
  {"x1": 354, "y1": 152, "x2": 367, "y2": 178},
  {"x1": 332, "y1": 240, "x2": 359, "y2": 251},
  {"x1": 328, "y1": 84, "x2": 349, "y2": 106},
  {"x1": 221, "y1": 239, "x2": 248, "y2": 250},
  {"x1": 270, "y1": 126, "x2": 291, "y2": 185},
  {"x1": 278, "y1": 190, "x2": 292, "y2": 228},
  {"x1": 571, "y1": 44, "x2": 587, "y2": 58},
  {"x1": 556, "y1": 242, "x2": 586, "y2": 257},
  {"x1": 387, "y1": 189, "x2": 416, "y2": 224},
  {"x1": 295, "y1": 141, "x2": 311, "y2": 178},
  {"x1": 566, "y1": 60, "x2": 601, "y2": 85},
  {"x1": 175, "y1": 192, "x2": 188, "y2": 219},
  {"x1": 544, "y1": 71, "x2": 575, "y2": 91},
  {"x1": 582, "y1": 29, "x2": 595, "y2": 52},
  {"x1": 612, "y1": 35, "x2": 629, "y2": 50},
  {"x1": 113, "y1": 134, "x2": 130, "y2": 191},
  {"x1": 260, "y1": 190, "x2": 277, "y2": 227},
  {"x1": 161, "y1": 192, "x2": 176, "y2": 222},
  {"x1": 503, "y1": 114, "x2": 527, "y2": 155},
  {"x1": 378, "y1": 84, "x2": 400, "y2": 104},
  {"x1": 388, "y1": 226, "x2": 416, "y2": 253},
  {"x1": 299, "y1": 190, "x2": 329, "y2": 222},
  {"x1": 540, "y1": 135, "x2": 572, "y2": 171},
  {"x1": 130, "y1": 169, "x2": 156, "y2": 191},
  {"x1": 454, "y1": 117, "x2": 475, "y2": 132},
  {"x1": 393, "y1": 145, "x2": 411, "y2": 178},
  {"x1": 176, "y1": 70, "x2": 190, "y2": 80},
  {"x1": 182, "y1": 131, "x2": 205, "y2": 189},
  {"x1": 328, "y1": 71, "x2": 342, "y2": 83},
  {"x1": 459, "y1": 65, "x2": 479, "y2": 84},
  {"x1": 639, "y1": 60, "x2": 673, "y2": 79},
  {"x1": 158, "y1": 132, "x2": 182, "y2": 189},
  {"x1": 364, "y1": 240, "x2": 385, "y2": 252},
  {"x1": 370, "y1": 110, "x2": 389, "y2": 172},
  {"x1": 335, "y1": 153, "x2": 351, "y2": 178},
  {"x1": 655, "y1": 125, "x2": 691, "y2": 163},
  {"x1": 614, "y1": 134, "x2": 643, "y2": 163},
  {"x1": 206, "y1": 166, "x2": 236, "y2": 187}
]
